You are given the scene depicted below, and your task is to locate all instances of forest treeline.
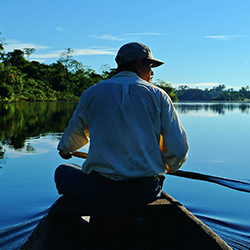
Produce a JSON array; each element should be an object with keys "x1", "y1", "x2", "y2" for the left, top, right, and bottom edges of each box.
[
  {"x1": 175, "y1": 85, "x2": 250, "y2": 101},
  {"x1": 0, "y1": 32, "x2": 177, "y2": 102},
  {"x1": 1, "y1": 32, "x2": 250, "y2": 102},
  {"x1": 0, "y1": 44, "x2": 113, "y2": 102}
]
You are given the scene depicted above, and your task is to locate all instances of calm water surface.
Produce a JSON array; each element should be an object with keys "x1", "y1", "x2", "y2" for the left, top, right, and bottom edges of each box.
[{"x1": 0, "y1": 102, "x2": 250, "y2": 249}]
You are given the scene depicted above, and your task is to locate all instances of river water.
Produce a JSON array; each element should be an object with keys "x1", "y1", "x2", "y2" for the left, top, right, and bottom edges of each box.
[{"x1": 0, "y1": 101, "x2": 250, "y2": 249}]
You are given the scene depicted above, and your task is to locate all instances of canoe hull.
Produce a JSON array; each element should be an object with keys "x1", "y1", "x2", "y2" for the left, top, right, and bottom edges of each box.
[{"x1": 21, "y1": 191, "x2": 232, "y2": 250}]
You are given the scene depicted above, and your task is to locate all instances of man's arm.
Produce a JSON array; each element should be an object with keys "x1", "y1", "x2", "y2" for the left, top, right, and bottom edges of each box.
[
  {"x1": 160, "y1": 96, "x2": 189, "y2": 172},
  {"x1": 57, "y1": 104, "x2": 89, "y2": 158},
  {"x1": 59, "y1": 151, "x2": 73, "y2": 159}
]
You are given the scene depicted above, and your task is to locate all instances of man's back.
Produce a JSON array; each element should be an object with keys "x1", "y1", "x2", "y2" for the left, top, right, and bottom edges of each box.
[
  {"x1": 79, "y1": 71, "x2": 167, "y2": 180},
  {"x1": 55, "y1": 41, "x2": 188, "y2": 205}
]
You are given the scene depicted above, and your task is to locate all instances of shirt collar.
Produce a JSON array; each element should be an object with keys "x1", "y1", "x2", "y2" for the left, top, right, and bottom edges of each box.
[{"x1": 113, "y1": 71, "x2": 140, "y2": 79}]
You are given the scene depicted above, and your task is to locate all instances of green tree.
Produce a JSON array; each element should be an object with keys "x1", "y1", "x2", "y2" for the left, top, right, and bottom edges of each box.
[
  {"x1": 239, "y1": 86, "x2": 250, "y2": 100},
  {"x1": 59, "y1": 48, "x2": 74, "y2": 70},
  {"x1": 23, "y1": 48, "x2": 36, "y2": 61},
  {"x1": 4, "y1": 49, "x2": 26, "y2": 67},
  {"x1": 100, "y1": 64, "x2": 117, "y2": 79},
  {"x1": 154, "y1": 79, "x2": 178, "y2": 102},
  {"x1": 0, "y1": 32, "x2": 6, "y2": 62}
]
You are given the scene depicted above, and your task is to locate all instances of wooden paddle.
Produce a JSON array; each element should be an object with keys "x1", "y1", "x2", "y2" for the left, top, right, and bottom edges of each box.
[
  {"x1": 72, "y1": 151, "x2": 250, "y2": 193},
  {"x1": 72, "y1": 151, "x2": 88, "y2": 159}
]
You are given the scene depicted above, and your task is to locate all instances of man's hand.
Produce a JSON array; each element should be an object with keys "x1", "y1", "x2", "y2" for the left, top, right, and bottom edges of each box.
[{"x1": 59, "y1": 151, "x2": 72, "y2": 159}]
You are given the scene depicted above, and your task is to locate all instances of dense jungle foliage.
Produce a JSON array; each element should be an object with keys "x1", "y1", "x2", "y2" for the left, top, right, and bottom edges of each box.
[
  {"x1": 175, "y1": 85, "x2": 250, "y2": 101},
  {"x1": 0, "y1": 33, "x2": 177, "y2": 102},
  {"x1": 1, "y1": 32, "x2": 250, "y2": 102}
]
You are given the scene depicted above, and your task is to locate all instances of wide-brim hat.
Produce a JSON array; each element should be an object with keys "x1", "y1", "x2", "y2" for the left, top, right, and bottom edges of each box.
[{"x1": 115, "y1": 42, "x2": 164, "y2": 68}]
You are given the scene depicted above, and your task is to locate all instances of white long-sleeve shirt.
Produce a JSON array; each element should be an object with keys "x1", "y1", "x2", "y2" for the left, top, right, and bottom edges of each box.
[{"x1": 58, "y1": 71, "x2": 188, "y2": 180}]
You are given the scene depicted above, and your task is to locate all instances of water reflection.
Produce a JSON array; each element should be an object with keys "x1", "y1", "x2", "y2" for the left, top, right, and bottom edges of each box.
[
  {"x1": 1, "y1": 101, "x2": 250, "y2": 157},
  {"x1": 0, "y1": 102, "x2": 78, "y2": 159},
  {"x1": 174, "y1": 102, "x2": 250, "y2": 115},
  {"x1": 1, "y1": 101, "x2": 250, "y2": 249}
]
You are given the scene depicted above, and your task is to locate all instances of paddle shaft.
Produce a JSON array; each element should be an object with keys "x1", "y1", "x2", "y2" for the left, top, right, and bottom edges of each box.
[
  {"x1": 72, "y1": 151, "x2": 88, "y2": 159},
  {"x1": 72, "y1": 151, "x2": 178, "y2": 174},
  {"x1": 72, "y1": 151, "x2": 250, "y2": 193}
]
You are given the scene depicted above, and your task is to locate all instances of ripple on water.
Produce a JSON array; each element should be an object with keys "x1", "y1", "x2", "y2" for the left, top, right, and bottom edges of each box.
[
  {"x1": 0, "y1": 210, "x2": 47, "y2": 250},
  {"x1": 196, "y1": 215, "x2": 250, "y2": 250}
]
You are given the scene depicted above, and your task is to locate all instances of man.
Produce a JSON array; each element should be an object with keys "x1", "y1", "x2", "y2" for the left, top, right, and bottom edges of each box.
[{"x1": 55, "y1": 42, "x2": 188, "y2": 206}]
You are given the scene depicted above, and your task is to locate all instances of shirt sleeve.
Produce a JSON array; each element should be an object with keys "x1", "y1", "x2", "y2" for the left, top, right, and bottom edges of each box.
[
  {"x1": 160, "y1": 94, "x2": 189, "y2": 171},
  {"x1": 57, "y1": 98, "x2": 89, "y2": 154}
]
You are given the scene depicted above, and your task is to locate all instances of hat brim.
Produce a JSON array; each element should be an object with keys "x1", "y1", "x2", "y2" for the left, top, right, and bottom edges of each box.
[{"x1": 149, "y1": 59, "x2": 165, "y2": 68}]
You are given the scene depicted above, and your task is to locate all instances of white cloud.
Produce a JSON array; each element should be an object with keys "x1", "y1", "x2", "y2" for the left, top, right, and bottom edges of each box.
[
  {"x1": 30, "y1": 53, "x2": 60, "y2": 59},
  {"x1": 123, "y1": 33, "x2": 163, "y2": 36},
  {"x1": 30, "y1": 47, "x2": 116, "y2": 61},
  {"x1": 205, "y1": 35, "x2": 247, "y2": 40},
  {"x1": 73, "y1": 48, "x2": 116, "y2": 56},
  {"x1": 88, "y1": 33, "x2": 163, "y2": 41},
  {"x1": 56, "y1": 27, "x2": 64, "y2": 32},
  {"x1": 5, "y1": 38, "x2": 116, "y2": 62},
  {"x1": 31, "y1": 59, "x2": 46, "y2": 63},
  {"x1": 5, "y1": 40, "x2": 49, "y2": 51},
  {"x1": 88, "y1": 34, "x2": 124, "y2": 41},
  {"x1": 209, "y1": 158, "x2": 229, "y2": 163}
]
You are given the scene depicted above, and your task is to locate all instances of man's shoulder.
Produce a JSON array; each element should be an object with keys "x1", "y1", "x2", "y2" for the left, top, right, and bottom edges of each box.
[
  {"x1": 82, "y1": 72, "x2": 169, "y2": 98},
  {"x1": 137, "y1": 80, "x2": 169, "y2": 97}
]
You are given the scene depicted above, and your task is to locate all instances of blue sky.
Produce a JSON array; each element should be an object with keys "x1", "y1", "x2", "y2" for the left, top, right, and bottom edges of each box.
[{"x1": 1, "y1": 0, "x2": 250, "y2": 89}]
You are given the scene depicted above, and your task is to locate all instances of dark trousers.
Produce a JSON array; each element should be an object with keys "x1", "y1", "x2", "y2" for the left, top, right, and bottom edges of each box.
[{"x1": 54, "y1": 163, "x2": 165, "y2": 206}]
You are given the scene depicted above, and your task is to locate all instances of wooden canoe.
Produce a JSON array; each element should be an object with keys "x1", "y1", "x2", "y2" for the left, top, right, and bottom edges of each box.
[{"x1": 21, "y1": 191, "x2": 232, "y2": 250}]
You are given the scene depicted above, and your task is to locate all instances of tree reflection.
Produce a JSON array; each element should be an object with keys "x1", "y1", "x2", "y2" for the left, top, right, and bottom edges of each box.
[
  {"x1": 175, "y1": 102, "x2": 250, "y2": 115},
  {"x1": 239, "y1": 104, "x2": 249, "y2": 113},
  {"x1": 0, "y1": 102, "x2": 78, "y2": 156},
  {"x1": 1, "y1": 101, "x2": 250, "y2": 158},
  {"x1": 0, "y1": 145, "x2": 5, "y2": 159}
]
